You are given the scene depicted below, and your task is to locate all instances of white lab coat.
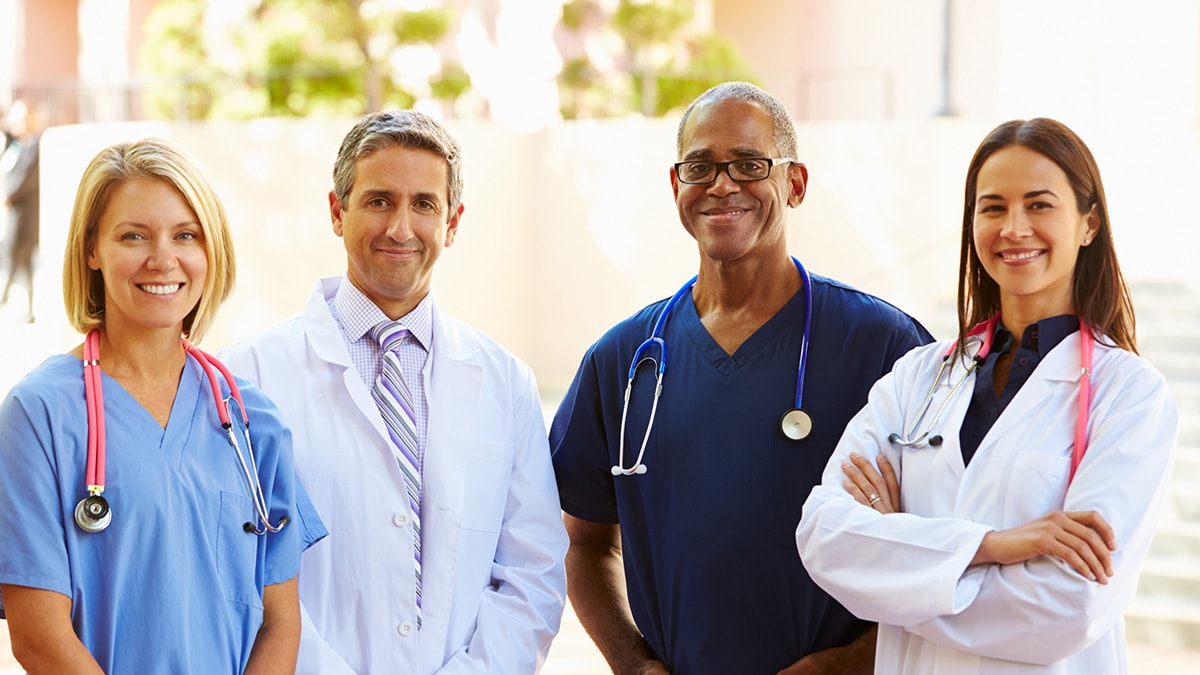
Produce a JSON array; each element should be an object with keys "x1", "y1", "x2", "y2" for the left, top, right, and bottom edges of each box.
[
  {"x1": 221, "y1": 277, "x2": 568, "y2": 675},
  {"x1": 796, "y1": 331, "x2": 1177, "y2": 674}
]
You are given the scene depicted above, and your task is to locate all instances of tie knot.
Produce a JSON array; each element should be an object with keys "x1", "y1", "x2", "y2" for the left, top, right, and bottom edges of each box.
[{"x1": 370, "y1": 320, "x2": 410, "y2": 353}]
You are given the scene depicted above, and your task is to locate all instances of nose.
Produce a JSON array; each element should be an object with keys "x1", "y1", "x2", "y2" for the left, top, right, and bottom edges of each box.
[
  {"x1": 706, "y1": 167, "x2": 741, "y2": 197},
  {"x1": 999, "y1": 209, "x2": 1033, "y2": 239},
  {"x1": 146, "y1": 238, "x2": 179, "y2": 270},
  {"x1": 386, "y1": 211, "x2": 415, "y2": 243}
]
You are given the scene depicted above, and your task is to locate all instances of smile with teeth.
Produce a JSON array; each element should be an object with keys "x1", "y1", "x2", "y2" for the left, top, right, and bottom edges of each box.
[
  {"x1": 139, "y1": 283, "x2": 183, "y2": 295},
  {"x1": 1000, "y1": 250, "x2": 1043, "y2": 261}
]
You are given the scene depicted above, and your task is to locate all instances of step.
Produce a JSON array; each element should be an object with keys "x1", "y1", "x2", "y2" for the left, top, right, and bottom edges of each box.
[
  {"x1": 1180, "y1": 417, "x2": 1200, "y2": 447},
  {"x1": 1142, "y1": 352, "x2": 1200, "y2": 383},
  {"x1": 1149, "y1": 521, "x2": 1200, "y2": 558},
  {"x1": 1165, "y1": 381, "x2": 1200, "y2": 408},
  {"x1": 1137, "y1": 558, "x2": 1200, "y2": 603},
  {"x1": 1165, "y1": 483, "x2": 1200, "y2": 521},
  {"x1": 1125, "y1": 596, "x2": 1200, "y2": 649},
  {"x1": 1168, "y1": 446, "x2": 1200, "y2": 482}
]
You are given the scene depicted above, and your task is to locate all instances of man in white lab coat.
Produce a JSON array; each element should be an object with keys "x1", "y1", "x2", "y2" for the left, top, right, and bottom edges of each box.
[{"x1": 221, "y1": 110, "x2": 568, "y2": 674}]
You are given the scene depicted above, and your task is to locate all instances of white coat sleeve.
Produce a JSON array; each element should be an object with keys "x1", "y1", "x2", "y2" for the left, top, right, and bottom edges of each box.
[
  {"x1": 437, "y1": 365, "x2": 569, "y2": 675},
  {"x1": 901, "y1": 356, "x2": 1177, "y2": 664}
]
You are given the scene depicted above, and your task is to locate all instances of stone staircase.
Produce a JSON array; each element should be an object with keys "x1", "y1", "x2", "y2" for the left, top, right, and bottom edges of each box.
[{"x1": 1123, "y1": 279, "x2": 1200, "y2": 648}]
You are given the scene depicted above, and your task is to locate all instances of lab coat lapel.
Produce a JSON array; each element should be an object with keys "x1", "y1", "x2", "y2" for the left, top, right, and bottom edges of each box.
[
  {"x1": 968, "y1": 332, "x2": 1083, "y2": 465},
  {"x1": 303, "y1": 277, "x2": 395, "y2": 446}
]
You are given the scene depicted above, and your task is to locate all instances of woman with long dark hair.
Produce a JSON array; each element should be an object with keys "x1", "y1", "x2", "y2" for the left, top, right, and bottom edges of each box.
[{"x1": 796, "y1": 118, "x2": 1177, "y2": 673}]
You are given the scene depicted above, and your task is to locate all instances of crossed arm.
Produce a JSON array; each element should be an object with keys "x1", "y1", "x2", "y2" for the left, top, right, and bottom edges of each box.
[{"x1": 840, "y1": 452, "x2": 1116, "y2": 583}]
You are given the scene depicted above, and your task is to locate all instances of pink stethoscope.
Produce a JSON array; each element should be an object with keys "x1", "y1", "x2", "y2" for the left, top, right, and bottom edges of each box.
[
  {"x1": 75, "y1": 329, "x2": 289, "y2": 534},
  {"x1": 887, "y1": 315, "x2": 1094, "y2": 481}
]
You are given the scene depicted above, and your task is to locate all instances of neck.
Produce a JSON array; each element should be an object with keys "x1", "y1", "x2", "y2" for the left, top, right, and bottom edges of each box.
[
  {"x1": 96, "y1": 325, "x2": 188, "y2": 382},
  {"x1": 692, "y1": 254, "x2": 799, "y2": 318}
]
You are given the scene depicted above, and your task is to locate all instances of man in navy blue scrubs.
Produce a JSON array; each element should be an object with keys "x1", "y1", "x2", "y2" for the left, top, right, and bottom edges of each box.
[{"x1": 550, "y1": 82, "x2": 932, "y2": 674}]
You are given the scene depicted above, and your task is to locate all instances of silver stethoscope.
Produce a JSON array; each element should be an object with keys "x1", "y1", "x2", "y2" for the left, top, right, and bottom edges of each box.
[
  {"x1": 887, "y1": 315, "x2": 1095, "y2": 481},
  {"x1": 612, "y1": 257, "x2": 814, "y2": 477},
  {"x1": 75, "y1": 329, "x2": 290, "y2": 535}
]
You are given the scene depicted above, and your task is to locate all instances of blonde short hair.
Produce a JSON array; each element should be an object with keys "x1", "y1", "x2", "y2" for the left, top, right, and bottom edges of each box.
[{"x1": 63, "y1": 139, "x2": 236, "y2": 343}]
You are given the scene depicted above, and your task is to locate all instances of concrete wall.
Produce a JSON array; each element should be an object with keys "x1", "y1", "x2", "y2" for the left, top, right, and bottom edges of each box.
[{"x1": 27, "y1": 115, "x2": 1200, "y2": 401}]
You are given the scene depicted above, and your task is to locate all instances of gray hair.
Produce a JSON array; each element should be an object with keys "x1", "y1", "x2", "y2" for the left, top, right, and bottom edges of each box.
[
  {"x1": 676, "y1": 81, "x2": 798, "y2": 160},
  {"x1": 331, "y1": 109, "x2": 464, "y2": 219}
]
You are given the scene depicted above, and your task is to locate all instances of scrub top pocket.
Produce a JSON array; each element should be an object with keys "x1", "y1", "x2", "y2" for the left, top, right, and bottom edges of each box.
[{"x1": 216, "y1": 490, "x2": 264, "y2": 608}]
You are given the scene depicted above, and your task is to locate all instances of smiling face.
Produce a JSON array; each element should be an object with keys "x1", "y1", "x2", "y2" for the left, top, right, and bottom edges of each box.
[
  {"x1": 671, "y1": 98, "x2": 806, "y2": 265},
  {"x1": 972, "y1": 144, "x2": 1098, "y2": 320},
  {"x1": 86, "y1": 177, "x2": 208, "y2": 337},
  {"x1": 331, "y1": 144, "x2": 463, "y2": 318}
]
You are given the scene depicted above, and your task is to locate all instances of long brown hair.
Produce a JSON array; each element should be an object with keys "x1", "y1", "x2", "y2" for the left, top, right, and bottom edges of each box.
[{"x1": 955, "y1": 118, "x2": 1136, "y2": 356}]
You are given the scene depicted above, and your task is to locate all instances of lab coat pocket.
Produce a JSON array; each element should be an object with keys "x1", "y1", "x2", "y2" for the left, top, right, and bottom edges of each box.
[
  {"x1": 461, "y1": 446, "x2": 512, "y2": 534},
  {"x1": 1002, "y1": 451, "x2": 1070, "y2": 527},
  {"x1": 216, "y1": 490, "x2": 264, "y2": 608}
]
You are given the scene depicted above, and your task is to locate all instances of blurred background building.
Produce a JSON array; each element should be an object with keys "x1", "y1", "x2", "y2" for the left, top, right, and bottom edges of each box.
[{"x1": 2, "y1": 1, "x2": 1200, "y2": 672}]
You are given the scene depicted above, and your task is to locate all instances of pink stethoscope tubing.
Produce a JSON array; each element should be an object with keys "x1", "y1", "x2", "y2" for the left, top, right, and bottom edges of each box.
[
  {"x1": 888, "y1": 316, "x2": 1094, "y2": 482},
  {"x1": 77, "y1": 329, "x2": 287, "y2": 534}
]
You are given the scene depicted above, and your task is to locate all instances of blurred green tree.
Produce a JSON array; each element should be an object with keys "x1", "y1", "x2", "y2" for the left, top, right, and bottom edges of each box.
[
  {"x1": 557, "y1": 0, "x2": 759, "y2": 119},
  {"x1": 140, "y1": 0, "x2": 468, "y2": 119}
]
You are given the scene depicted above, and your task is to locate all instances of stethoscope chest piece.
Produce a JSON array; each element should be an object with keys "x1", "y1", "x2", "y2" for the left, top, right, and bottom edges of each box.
[
  {"x1": 780, "y1": 408, "x2": 813, "y2": 441},
  {"x1": 74, "y1": 494, "x2": 111, "y2": 533}
]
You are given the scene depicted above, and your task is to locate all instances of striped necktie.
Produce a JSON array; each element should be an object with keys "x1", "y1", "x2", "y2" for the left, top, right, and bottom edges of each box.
[{"x1": 369, "y1": 320, "x2": 423, "y2": 627}]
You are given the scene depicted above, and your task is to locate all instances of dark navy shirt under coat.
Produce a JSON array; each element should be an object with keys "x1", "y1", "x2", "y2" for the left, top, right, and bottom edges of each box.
[{"x1": 960, "y1": 315, "x2": 1080, "y2": 465}]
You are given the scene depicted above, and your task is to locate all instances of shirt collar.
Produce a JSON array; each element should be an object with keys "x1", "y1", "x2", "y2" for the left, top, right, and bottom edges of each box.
[
  {"x1": 992, "y1": 314, "x2": 1079, "y2": 358},
  {"x1": 331, "y1": 275, "x2": 434, "y2": 352}
]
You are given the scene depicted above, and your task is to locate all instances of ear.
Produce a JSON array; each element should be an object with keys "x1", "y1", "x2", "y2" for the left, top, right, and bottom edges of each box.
[
  {"x1": 1082, "y1": 204, "x2": 1100, "y2": 245},
  {"x1": 87, "y1": 245, "x2": 100, "y2": 271},
  {"x1": 329, "y1": 191, "x2": 345, "y2": 237},
  {"x1": 444, "y1": 203, "x2": 464, "y2": 247},
  {"x1": 787, "y1": 162, "x2": 808, "y2": 208},
  {"x1": 670, "y1": 165, "x2": 682, "y2": 199}
]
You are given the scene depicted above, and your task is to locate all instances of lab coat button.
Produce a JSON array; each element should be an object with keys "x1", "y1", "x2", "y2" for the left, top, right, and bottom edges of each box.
[
  {"x1": 398, "y1": 621, "x2": 415, "y2": 637},
  {"x1": 393, "y1": 513, "x2": 409, "y2": 528}
]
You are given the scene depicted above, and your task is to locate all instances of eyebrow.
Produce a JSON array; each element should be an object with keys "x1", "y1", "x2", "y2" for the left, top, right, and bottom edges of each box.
[
  {"x1": 977, "y1": 189, "x2": 1059, "y2": 203},
  {"x1": 360, "y1": 188, "x2": 445, "y2": 207},
  {"x1": 681, "y1": 147, "x2": 769, "y2": 161}
]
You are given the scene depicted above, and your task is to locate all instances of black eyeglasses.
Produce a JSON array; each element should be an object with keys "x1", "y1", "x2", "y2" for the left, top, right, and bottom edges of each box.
[{"x1": 673, "y1": 157, "x2": 794, "y2": 184}]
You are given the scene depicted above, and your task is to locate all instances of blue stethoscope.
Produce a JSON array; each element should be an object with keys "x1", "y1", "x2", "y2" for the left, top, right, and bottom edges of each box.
[
  {"x1": 612, "y1": 257, "x2": 814, "y2": 477},
  {"x1": 75, "y1": 329, "x2": 290, "y2": 535}
]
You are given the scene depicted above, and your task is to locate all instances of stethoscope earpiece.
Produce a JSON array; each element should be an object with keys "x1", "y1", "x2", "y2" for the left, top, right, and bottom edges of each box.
[
  {"x1": 74, "y1": 494, "x2": 112, "y2": 533},
  {"x1": 611, "y1": 464, "x2": 648, "y2": 476}
]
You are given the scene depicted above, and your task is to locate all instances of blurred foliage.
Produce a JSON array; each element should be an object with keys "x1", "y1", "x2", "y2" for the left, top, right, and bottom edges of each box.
[
  {"x1": 140, "y1": 0, "x2": 758, "y2": 121},
  {"x1": 557, "y1": 0, "x2": 759, "y2": 119},
  {"x1": 140, "y1": 0, "x2": 465, "y2": 119}
]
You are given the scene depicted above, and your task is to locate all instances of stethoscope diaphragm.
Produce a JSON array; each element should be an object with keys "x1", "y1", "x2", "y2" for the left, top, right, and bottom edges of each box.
[
  {"x1": 780, "y1": 408, "x2": 813, "y2": 441},
  {"x1": 74, "y1": 494, "x2": 111, "y2": 533}
]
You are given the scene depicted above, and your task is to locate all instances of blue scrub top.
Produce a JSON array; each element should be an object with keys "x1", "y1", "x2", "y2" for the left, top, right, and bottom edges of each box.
[
  {"x1": 0, "y1": 354, "x2": 326, "y2": 674},
  {"x1": 551, "y1": 272, "x2": 932, "y2": 674}
]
